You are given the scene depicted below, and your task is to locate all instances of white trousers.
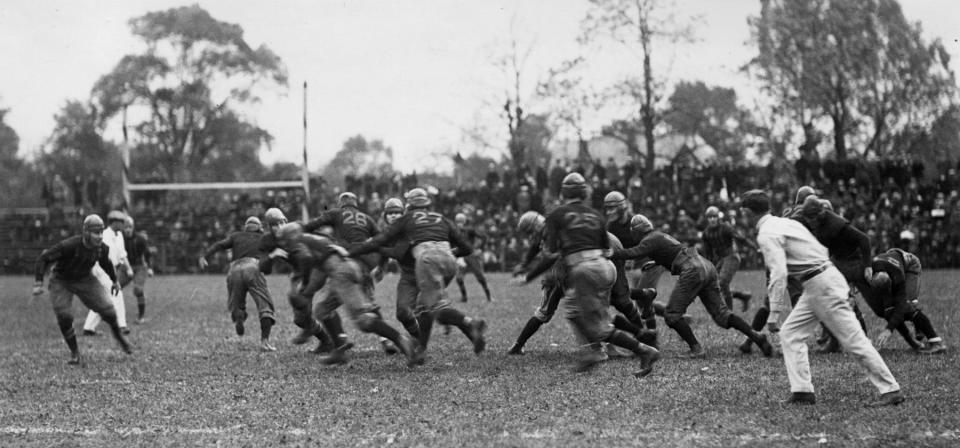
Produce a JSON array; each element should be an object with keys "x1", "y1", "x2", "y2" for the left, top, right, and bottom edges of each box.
[
  {"x1": 780, "y1": 266, "x2": 900, "y2": 395},
  {"x1": 83, "y1": 265, "x2": 127, "y2": 330}
]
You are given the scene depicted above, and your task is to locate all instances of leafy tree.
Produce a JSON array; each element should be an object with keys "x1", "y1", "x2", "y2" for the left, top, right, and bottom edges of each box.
[
  {"x1": 91, "y1": 5, "x2": 287, "y2": 181},
  {"x1": 0, "y1": 107, "x2": 18, "y2": 163},
  {"x1": 0, "y1": 105, "x2": 39, "y2": 207},
  {"x1": 38, "y1": 101, "x2": 122, "y2": 207},
  {"x1": 579, "y1": 0, "x2": 697, "y2": 173},
  {"x1": 664, "y1": 81, "x2": 764, "y2": 164},
  {"x1": 748, "y1": 0, "x2": 955, "y2": 159},
  {"x1": 891, "y1": 105, "x2": 960, "y2": 167},
  {"x1": 321, "y1": 135, "x2": 395, "y2": 189}
]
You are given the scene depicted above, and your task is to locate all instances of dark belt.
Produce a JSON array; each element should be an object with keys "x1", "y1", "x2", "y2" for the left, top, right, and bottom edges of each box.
[{"x1": 798, "y1": 264, "x2": 830, "y2": 283}]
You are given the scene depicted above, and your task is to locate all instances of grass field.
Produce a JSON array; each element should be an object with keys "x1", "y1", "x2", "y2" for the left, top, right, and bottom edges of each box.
[{"x1": 1, "y1": 270, "x2": 958, "y2": 447}]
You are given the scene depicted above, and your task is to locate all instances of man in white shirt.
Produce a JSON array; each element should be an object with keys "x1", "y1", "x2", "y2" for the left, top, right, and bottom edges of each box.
[
  {"x1": 83, "y1": 210, "x2": 133, "y2": 335},
  {"x1": 739, "y1": 190, "x2": 904, "y2": 407}
]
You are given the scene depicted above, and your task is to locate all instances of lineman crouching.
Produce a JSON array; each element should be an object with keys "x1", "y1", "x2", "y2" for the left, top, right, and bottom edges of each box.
[{"x1": 33, "y1": 215, "x2": 133, "y2": 365}]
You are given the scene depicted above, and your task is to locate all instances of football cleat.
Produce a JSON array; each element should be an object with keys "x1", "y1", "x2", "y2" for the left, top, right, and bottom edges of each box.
[
  {"x1": 634, "y1": 347, "x2": 661, "y2": 378},
  {"x1": 290, "y1": 328, "x2": 313, "y2": 345},
  {"x1": 781, "y1": 392, "x2": 816, "y2": 405},
  {"x1": 867, "y1": 391, "x2": 905, "y2": 407},
  {"x1": 679, "y1": 345, "x2": 706, "y2": 359},
  {"x1": 469, "y1": 319, "x2": 487, "y2": 354},
  {"x1": 381, "y1": 338, "x2": 399, "y2": 355}
]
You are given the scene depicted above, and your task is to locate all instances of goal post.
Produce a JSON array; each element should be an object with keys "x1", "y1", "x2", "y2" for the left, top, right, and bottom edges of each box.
[{"x1": 120, "y1": 82, "x2": 314, "y2": 221}]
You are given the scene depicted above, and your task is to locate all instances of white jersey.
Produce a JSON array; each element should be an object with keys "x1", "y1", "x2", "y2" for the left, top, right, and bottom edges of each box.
[{"x1": 103, "y1": 227, "x2": 128, "y2": 266}]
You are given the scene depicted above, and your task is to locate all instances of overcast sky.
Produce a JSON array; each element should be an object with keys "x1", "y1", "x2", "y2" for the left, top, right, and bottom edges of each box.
[{"x1": 1, "y1": 0, "x2": 957, "y2": 173}]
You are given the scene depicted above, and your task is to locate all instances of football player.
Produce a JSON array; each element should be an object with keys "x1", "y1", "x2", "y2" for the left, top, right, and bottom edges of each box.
[
  {"x1": 700, "y1": 205, "x2": 754, "y2": 312},
  {"x1": 610, "y1": 214, "x2": 774, "y2": 358},
  {"x1": 82, "y1": 210, "x2": 132, "y2": 336},
  {"x1": 273, "y1": 223, "x2": 420, "y2": 367},
  {"x1": 507, "y1": 211, "x2": 566, "y2": 355},
  {"x1": 258, "y1": 208, "x2": 338, "y2": 353},
  {"x1": 349, "y1": 188, "x2": 487, "y2": 364},
  {"x1": 122, "y1": 215, "x2": 153, "y2": 324},
  {"x1": 865, "y1": 248, "x2": 946, "y2": 354},
  {"x1": 795, "y1": 196, "x2": 871, "y2": 353},
  {"x1": 452, "y1": 213, "x2": 494, "y2": 302},
  {"x1": 603, "y1": 191, "x2": 659, "y2": 345},
  {"x1": 33, "y1": 215, "x2": 132, "y2": 365},
  {"x1": 304, "y1": 192, "x2": 397, "y2": 354},
  {"x1": 199, "y1": 216, "x2": 277, "y2": 352},
  {"x1": 543, "y1": 174, "x2": 659, "y2": 376}
]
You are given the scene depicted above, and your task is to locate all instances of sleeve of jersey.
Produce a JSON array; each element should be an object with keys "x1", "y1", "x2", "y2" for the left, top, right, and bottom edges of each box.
[
  {"x1": 525, "y1": 253, "x2": 560, "y2": 282},
  {"x1": 757, "y1": 232, "x2": 789, "y2": 315},
  {"x1": 520, "y1": 235, "x2": 542, "y2": 268},
  {"x1": 203, "y1": 236, "x2": 233, "y2": 260},
  {"x1": 304, "y1": 211, "x2": 335, "y2": 233},
  {"x1": 349, "y1": 217, "x2": 402, "y2": 257},
  {"x1": 99, "y1": 244, "x2": 118, "y2": 283},
  {"x1": 610, "y1": 237, "x2": 653, "y2": 261},
  {"x1": 35, "y1": 241, "x2": 66, "y2": 282}
]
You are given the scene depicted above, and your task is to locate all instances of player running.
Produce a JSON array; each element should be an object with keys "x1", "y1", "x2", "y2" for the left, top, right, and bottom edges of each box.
[
  {"x1": 273, "y1": 223, "x2": 420, "y2": 367},
  {"x1": 610, "y1": 214, "x2": 774, "y2": 358},
  {"x1": 508, "y1": 211, "x2": 566, "y2": 355},
  {"x1": 700, "y1": 205, "x2": 754, "y2": 312},
  {"x1": 199, "y1": 216, "x2": 277, "y2": 351},
  {"x1": 259, "y1": 208, "x2": 338, "y2": 354},
  {"x1": 349, "y1": 188, "x2": 486, "y2": 364},
  {"x1": 121, "y1": 215, "x2": 153, "y2": 324},
  {"x1": 452, "y1": 213, "x2": 494, "y2": 302},
  {"x1": 304, "y1": 192, "x2": 397, "y2": 354},
  {"x1": 603, "y1": 191, "x2": 659, "y2": 343},
  {"x1": 33, "y1": 215, "x2": 133, "y2": 365},
  {"x1": 543, "y1": 173, "x2": 660, "y2": 376}
]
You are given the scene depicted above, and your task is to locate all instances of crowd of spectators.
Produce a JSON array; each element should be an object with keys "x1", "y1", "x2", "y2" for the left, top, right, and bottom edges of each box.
[{"x1": 5, "y1": 154, "x2": 960, "y2": 274}]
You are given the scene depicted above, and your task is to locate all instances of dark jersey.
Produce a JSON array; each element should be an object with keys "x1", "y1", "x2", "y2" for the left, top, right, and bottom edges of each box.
[
  {"x1": 35, "y1": 236, "x2": 117, "y2": 283},
  {"x1": 801, "y1": 210, "x2": 871, "y2": 266},
  {"x1": 350, "y1": 209, "x2": 473, "y2": 257},
  {"x1": 610, "y1": 231, "x2": 685, "y2": 271},
  {"x1": 544, "y1": 201, "x2": 608, "y2": 256},
  {"x1": 519, "y1": 228, "x2": 546, "y2": 269},
  {"x1": 606, "y1": 215, "x2": 642, "y2": 248},
  {"x1": 124, "y1": 232, "x2": 151, "y2": 268},
  {"x1": 701, "y1": 223, "x2": 738, "y2": 262},
  {"x1": 870, "y1": 248, "x2": 921, "y2": 330},
  {"x1": 204, "y1": 230, "x2": 265, "y2": 261},
  {"x1": 304, "y1": 206, "x2": 379, "y2": 245},
  {"x1": 282, "y1": 233, "x2": 339, "y2": 275},
  {"x1": 459, "y1": 226, "x2": 487, "y2": 250},
  {"x1": 871, "y1": 249, "x2": 915, "y2": 289}
]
